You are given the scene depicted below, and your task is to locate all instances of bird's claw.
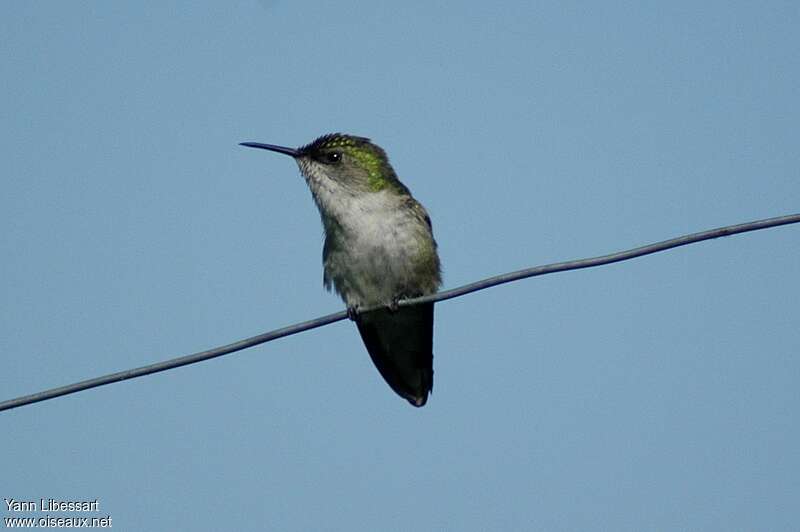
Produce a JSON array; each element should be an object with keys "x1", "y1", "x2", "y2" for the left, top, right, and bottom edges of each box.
[{"x1": 347, "y1": 305, "x2": 361, "y2": 322}]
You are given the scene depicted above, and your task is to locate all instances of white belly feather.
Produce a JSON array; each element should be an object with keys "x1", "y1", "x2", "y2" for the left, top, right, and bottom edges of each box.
[{"x1": 319, "y1": 191, "x2": 435, "y2": 307}]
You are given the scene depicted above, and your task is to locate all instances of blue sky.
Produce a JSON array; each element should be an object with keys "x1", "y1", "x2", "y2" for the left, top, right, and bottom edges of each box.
[{"x1": 2, "y1": 2, "x2": 798, "y2": 530}]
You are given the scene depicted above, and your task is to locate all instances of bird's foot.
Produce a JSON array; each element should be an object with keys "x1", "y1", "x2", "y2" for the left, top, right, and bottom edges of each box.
[
  {"x1": 346, "y1": 305, "x2": 361, "y2": 322},
  {"x1": 387, "y1": 297, "x2": 401, "y2": 313}
]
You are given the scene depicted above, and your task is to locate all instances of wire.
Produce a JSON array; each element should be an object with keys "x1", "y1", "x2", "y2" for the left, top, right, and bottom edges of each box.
[
  {"x1": 1, "y1": 212, "x2": 798, "y2": 413},
  {"x1": 402, "y1": 213, "x2": 800, "y2": 306}
]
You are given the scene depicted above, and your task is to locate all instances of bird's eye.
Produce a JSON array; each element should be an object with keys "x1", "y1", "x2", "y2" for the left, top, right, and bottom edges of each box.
[{"x1": 324, "y1": 151, "x2": 342, "y2": 164}]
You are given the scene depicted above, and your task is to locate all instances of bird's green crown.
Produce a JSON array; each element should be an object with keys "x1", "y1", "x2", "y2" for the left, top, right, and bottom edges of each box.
[{"x1": 300, "y1": 133, "x2": 406, "y2": 193}]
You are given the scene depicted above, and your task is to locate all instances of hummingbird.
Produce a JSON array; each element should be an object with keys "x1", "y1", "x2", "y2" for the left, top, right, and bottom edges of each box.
[{"x1": 240, "y1": 133, "x2": 442, "y2": 407}]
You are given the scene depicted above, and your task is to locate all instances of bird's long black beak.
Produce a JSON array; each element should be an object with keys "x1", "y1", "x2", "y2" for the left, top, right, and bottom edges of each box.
[{"x1": 239, "y1": 142, "x2": 299, "y2": 157}]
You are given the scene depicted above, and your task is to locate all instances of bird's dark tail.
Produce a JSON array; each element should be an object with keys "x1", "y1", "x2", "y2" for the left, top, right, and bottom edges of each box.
[{"x1": 355, "y1": 303, "x2": 434, "y2": 407}]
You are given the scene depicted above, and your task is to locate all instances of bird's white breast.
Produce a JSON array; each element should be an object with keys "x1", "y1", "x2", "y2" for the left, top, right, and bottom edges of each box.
[{"x1": 319, "y1": 190, "x2": 431, "y2": 307}]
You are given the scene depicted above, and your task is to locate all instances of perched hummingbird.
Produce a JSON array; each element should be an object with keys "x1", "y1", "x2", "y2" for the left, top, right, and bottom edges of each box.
[{"x1": 240, "y1": 134, "x2": 442, "y2": 407}]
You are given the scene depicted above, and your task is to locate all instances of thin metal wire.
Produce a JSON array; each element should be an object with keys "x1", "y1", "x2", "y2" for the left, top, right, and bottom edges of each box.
[
  {"x1": 402, "y1": 212, "x2": 800, "y2": 306},
  {"x1": 1, "y1": 213, "x2": 798, "y2": 413}
]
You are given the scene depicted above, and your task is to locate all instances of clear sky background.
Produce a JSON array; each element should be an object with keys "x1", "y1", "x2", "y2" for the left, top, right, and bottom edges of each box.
[{"x1": 2, "y1": 2, "x2": 798, "y2": 530}]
